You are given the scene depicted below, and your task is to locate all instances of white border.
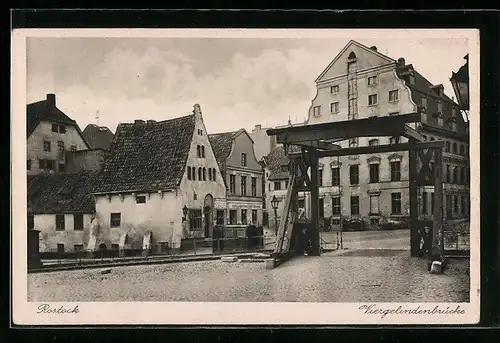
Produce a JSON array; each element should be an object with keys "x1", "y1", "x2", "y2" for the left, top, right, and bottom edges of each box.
[{"x1": 11, "y1": 28, "x2": 480, "y2": 325}]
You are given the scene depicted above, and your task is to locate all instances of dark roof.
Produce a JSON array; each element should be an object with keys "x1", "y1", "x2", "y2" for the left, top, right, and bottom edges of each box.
[
  {"x1": 451, "y1": 59, "x2": 469, "y2": 84},
  {"x1": 208, "y1": 131, "x2": 236, "y2": 165},
  {"x1": 94, "y1": 115, "x2": 196, "y2": 193},
  {"x1": 263, "y1": 145, "x2": 300, "y2": 180},
  {"x1": 27, "y1": 171, "x2": 100, "y2": 214},
  {"x1": 27, "y1": 99, "x2": 77, "y2": 137},
  {"x1": 82, "y1": 124, "x2": 115, "y2": 150}
]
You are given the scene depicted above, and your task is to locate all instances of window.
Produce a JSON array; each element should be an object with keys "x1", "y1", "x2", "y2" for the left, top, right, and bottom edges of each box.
[
  {"x1": 350, "y1": 165, "x2": 359, "y2": 185},
  {"x1": 201, "y1": 146, "x2": 205, "y2": 158},
  {"x1": 453, "y1": 167, "x2": 459, "y2": 184},
  {"x1": 318, "y1": 169, "x2": 323, "y2": 186},
  {"x1": 208, "y1": 168, "x2": 213, "y2": 181},
  {"x1": 285, "y1": 180, "x2": 289, "y2": 188},
  {"x1": 230, "y1": 175, "x2": 236, "y2": 194},
  {"x1": 216, "y1": 210, "x2": 225, "y2": 225},
  {"x1": 370, "y1": 195, "x2": 379, "y2": 215},
  {"x1": 350, "y1": 196, "x2": 360, "y2": 215},
  {"x1": 136, "y1": 195, "x2": 146, "y2": 204},
  {"x1": 43, "y1": 141, "x2": 51, "y2": 152},
  {"x1": 187, "y1": 167, "x2": 192, "y2": 180},
  {"x1": 189, "y1": 209, "x2": 202, "y2": 230},
  {"x1": 453, "y1": 195, "x2": 459, "y2": 214},
  {"x1": 390, "y1": 136, "x2": 400, "y2": 145},
  {"x1": 241, "y1": 209, "x2": 247, "y2": 225},
  {"x1": 198, "y1": 129, "x2": 203, "y2": 136},
  {"x1": 198, "y1": 167, "x2": 202, "y2": 181},
  {"x1": 446, "y1": 194, "x2": 453, "y2": 218},
  {"x1": 58, "y1": 163, "x2": 66, "y2": 172},
  {"x1": 251, "y1": 177, "x2": 257, "y2": 196},
  {"x1": 55, "y1": 214, "x2": 65, "y2": 231},
  {"x1": 110, "y1": 213, "x2": 121, "y2": 228},
  {"x1": 431, "y1": 192, "x2": 435, "y2": 215},
  {"x1": 274, "y1": 181, "x2": 281, "y2": 191},
  {"x1": 74, "y1": 244, "x2": 84, "y2": 252},
  {"x1": 74, "y1": 214, "x2": 84, "y2": 231},
  {"x1": 71, "y1": 145, "x2": 77, "y2": 152},
  {"x1": 390, "y1": 161, "x2": 401, "y2": 182},
  {"x1": 57, "y1": 140, "x2": 64, "y2": 151},
  {"x1": 389, "y1": 89, "x2": 399, "y2": 102},
  {"x1": 319, "y1": 198, "x2": 324, "y2": 218},
  {"x1": 330, "y1": 85, "x2": 339, "y2": 94},
  {"x1": 452, "y1": 143, "x2": 458, "y2": 154},
  {"x1": 252, "y1": 210, "x2": 258, "y2": 224},
  {"x1": 59, "y1": 125, "x2": 66, "y2": 133},
  {"x1": 331, "y1": 167, "x2": 340, "y2": 186},
  {"x1": 192, "y1": 167, "x2": 196, "y2": 180},
  {"x1": 203, "y1": 167, "x2": 206, "y2": 181},
  {"x1": 391, "y1": 193, "x2": 402, "y2": 215},
  {"x1": 241, "y1": 176, "x2": 247, "y2": 195},
  {"x1": 422, "y1": 135, "x2": 427, "y2": 141},
  {"x1": 298, "y1": 199, "x2": 305, "y2": 208},
  {"x1": 445, "y1": 141, "x2": 451, "y2": 152},
  {"x1": 229, "y1": 210, "x2": 237, "y2": 225},
  {"x1": 52, "y1": 123, "x2": 59, "y2": 132},
  {"x1": 461, "y1": 167, "x2": 467, "y2": 185},
  {"x1": 27, "y1": 159, "x2": 31, "y2": 170},
  {"x1": 422, "y1": 192, "x2": 428, "y2": 214},
  {"x1": 332, "y1": 197, "x2": 341, "y2": 215},
  {"x1": 313, "y1": 106, "x2": 321, "y2": 117},
  {"x1": 349, "y1": 137, "x2": 358, "y2": 148},
  {"x1": 197, "y1": 145, "x2": 201, "y2": 158},
  {"x1": 446, "y1": 165, "x2": 450, "y2": 183},
  {"x1": 368, "y1": 76, "x2": 377, "y2": 86},
  {"x1": 368, "y1": 139, "x2": 379, "y2": 146},
  {"x1": 369, "y1": 163, "x2": 379, "y2": 183},
  {"x1": 368, "y1": 94, "x2": 378, "y2": 106},
  {"x1": 459, "y1": 145, "x2": 465, "y2": 156},
  {"x1": 330, "y1": 102, "x2": 339, "y2": 113},
  {"x1": 461, "y1": 196, "x2": 467, "y2": 215},
  {"x1": 57, "y1": 244, "x2": 65, "y2": 254},
  {"x1": 389, "y1": 111, "x2": 400, "y2": 116},
  {"x1": 212, "y1": 168, "x2": 217, "y2": 181},
  {"x1": 437, "y1": 101, "x2": 443, "y2": 115},
  {"x1": 27, "y1": 215, "x2": 34, "y2": 230},
  {"x1": 193, "y1": 193, "x2": 197, "y2": 200},
  {"x1": 241, "y1": 153, "x2": 247, "y2": 167}
]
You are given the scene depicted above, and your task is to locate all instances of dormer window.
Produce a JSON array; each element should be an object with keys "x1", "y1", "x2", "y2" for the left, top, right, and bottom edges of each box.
[
  {"x1": 349, "y1": 138, "x2": 359, "y2": 148},
  {"x1": 52, "y1": 123, "x2": 66, "y2": 134},
  {"x1": 330, "y1": 85, "x2": 339, "y2": 94}
]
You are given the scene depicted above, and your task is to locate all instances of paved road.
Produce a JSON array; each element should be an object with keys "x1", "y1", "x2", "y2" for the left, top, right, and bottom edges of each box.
[{"x1": 28, "y1": 230, "x2": 469, "y2": 303}]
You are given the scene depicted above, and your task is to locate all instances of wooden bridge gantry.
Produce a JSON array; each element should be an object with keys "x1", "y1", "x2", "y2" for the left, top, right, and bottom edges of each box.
[{"x1": 266, "y1": 112, "x2": 444, "y2": 259}]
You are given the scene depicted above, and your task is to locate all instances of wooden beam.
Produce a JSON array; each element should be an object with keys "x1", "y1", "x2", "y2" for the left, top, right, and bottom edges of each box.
[
  {"x1": 267, "y1": 113, "x2": 420, "y2": 143},
  {"x1": 409, "y1": 138, "x2": 420, "y2": 257},
  {"x1": 291, "y1": 140, "x2": 342, "y2": 151},
  {"x1": 293, "y1": 141, "x2": 445, "y2": 158},
  {"x1": 309, "y1": 150, "x2": 320, "y2": 256},
  {"x1": 433, "y1": 147, "x2": 444, "y2": 257},
  {"x1": 404, "y1": 125, "x2": 425, "y2": 142}
]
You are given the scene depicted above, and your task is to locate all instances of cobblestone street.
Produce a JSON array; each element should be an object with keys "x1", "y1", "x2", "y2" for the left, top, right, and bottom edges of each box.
[{"x1": 28, "y1": 230, "x2": 470, "y2": 303}]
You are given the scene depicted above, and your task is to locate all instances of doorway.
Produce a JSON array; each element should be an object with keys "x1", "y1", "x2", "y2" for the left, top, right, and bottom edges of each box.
[{"x1": 203, "y1": 194, "x2": 214, "y2": 238}]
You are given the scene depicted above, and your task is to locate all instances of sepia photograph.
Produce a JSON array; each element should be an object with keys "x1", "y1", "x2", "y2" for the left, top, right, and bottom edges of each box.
[{"x1": 12, "y1": 28, "x2": 479, "y2": 325}]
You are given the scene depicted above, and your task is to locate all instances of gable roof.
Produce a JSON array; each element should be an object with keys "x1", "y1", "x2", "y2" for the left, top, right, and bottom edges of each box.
[
  {"x1": 315, "y1": 40, "x2": 395, "y2": 82},
  {"x1": 27, "y1": 95, "x2": 91, "y2": 148},
  {"x1": 82, "y1": 124, "x2": 115, "y2": 150},
  {"x1": 94, "y1": 115, "x2": 196, "y2": 194},
  {"x1": 27, "y1": 171, "x2": 100, "y2": 214},
  {"x1": 263, "y1": 145, "x2": 301, "y2": 181},
  {"x1": 208, "y1": 128, "x2": 254, "y2": 166}
]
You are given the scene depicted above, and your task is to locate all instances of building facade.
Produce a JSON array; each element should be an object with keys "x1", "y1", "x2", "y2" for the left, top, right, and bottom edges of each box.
[
  {"x1": 264, "y1": 40, "x2": 469, "y2": 230},
  {"x1": 250, "y1": 124, "x2": 277, "y2": 162},
  {"x1": 27, "y1": 94, "x2": 91, "y2": 175},
  {"x1": 209, "y1": 129, "x2": 264, "y2": 236},
  {"x1": 91, "y1": 104, "x2": 227, "y2": 253}
]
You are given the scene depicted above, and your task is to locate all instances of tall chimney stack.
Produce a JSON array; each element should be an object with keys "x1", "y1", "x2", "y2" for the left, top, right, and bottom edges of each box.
[{"x1": 46, "y1": 93, "x2": 56, "y2": 107}]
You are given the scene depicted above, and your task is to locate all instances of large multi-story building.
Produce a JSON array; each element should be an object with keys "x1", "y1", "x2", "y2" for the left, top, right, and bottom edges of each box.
[
  {"x1": 209, "y1": 129, "x2": 264, "y2": 236},
  {"x1": 263, "y1": 40, "x2": 469, "y2": 230},
  {"x1": 27, "y1": 93, "x2": 91, "y2": 175}
]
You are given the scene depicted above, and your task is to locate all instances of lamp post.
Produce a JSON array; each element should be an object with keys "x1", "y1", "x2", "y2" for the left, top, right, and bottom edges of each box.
[
  {"x1": 271, "y1": 195, "x2": 280, "y2": 236},
  {"x1": 450, "y1": 54, "x2": 469, "y2": 121}
]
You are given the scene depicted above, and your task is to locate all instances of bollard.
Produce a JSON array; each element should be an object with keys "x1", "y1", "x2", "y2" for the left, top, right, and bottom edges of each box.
[{"x1": 265, "y1": 258, "x2": 275, "y2": 269}]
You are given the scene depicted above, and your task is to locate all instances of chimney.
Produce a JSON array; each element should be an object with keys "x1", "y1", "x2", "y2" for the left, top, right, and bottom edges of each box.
[
  {"x1": 134, "y1": 119, "x2": 146, "y2": 126},
  {"x1": 255, "y1": 124, "x2": 262, "y2": 131},
  {"x1": 397, "y1": 57, "x2": 405, "y2": 66},
  {"x1": 46, "y1": 93, "x2": 56, "y2": 107},
  {"x1": 193, "y1": 103, "x2": 203, "y2": 121},
  {"x1": 146, "y1": 119, "x2": 157, "y2": 126},
  {"x1": 369, "y1": 46, "x2": 377, "y2": 51}
]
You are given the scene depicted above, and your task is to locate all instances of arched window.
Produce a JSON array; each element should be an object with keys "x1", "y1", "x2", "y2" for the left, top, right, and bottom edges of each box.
[
  {"x1": 187, "y1": 166, "x2": 191, "y2": 180},
  {"x1": 208, "y1": 168, "x2": 212, "y2": 181},
  {"x1": 422, "y1": 135, "x2": 427, "y2": 141},
  {"x1": 445, "y1": 141, "x2": 450, "y2": 152},
  {"x1": 203, "y1": 167, "x2": 206, "y2": 181},
  {"x1": 197, "y1": 145, "x2": 201, "y2": 158},
  {"x1": 201, "y1": 145, "x2": 205, "y2": 158},
  {"x1": 453, "y1": 166, "x2": 458, "y2": 184},
  {"x1": 452, "y1": 142, "x2": 458, "y2": 154},
  {"x1": 198, "y1": 167, "x2": 202, "y2": 181},
  {"x1": 192, "y1": 167, "x2": 196, "y2": 180},
  {"x1": 348, "y1": 51, "x2": 357, "y2": 60},
  {"x1": 212, "y1": 168, "x2": 216, "y2": 181},
  {"x1": 459, "y1": 144, "x2": 465, "y2": 156}
]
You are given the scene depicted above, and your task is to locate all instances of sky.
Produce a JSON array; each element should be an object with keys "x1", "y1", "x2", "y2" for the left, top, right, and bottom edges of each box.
[{"x1": 26, "y1": 35, "x2": 469, "y2": 134}]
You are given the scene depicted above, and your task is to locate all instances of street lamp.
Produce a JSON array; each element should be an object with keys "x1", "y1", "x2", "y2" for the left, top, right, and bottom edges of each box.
[
  {"x1": 271, "y1": 195, "x2": 280, "y2": 236},
  {"x1": 450, "y1": 54, "x2": 469, "y2": 120}
]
